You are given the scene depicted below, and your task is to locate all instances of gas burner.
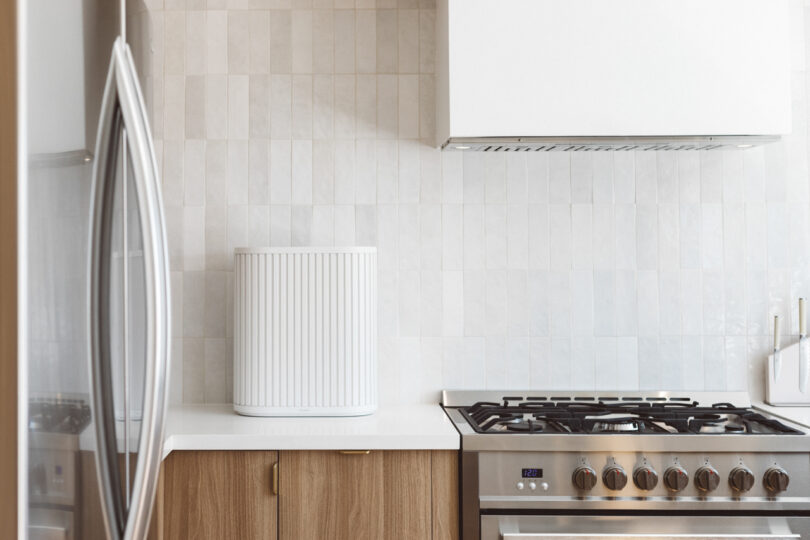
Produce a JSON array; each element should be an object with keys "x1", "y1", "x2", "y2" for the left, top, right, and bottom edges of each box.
[{"x1": 457, "y1": 396, "x2": 804, "y2": 435}]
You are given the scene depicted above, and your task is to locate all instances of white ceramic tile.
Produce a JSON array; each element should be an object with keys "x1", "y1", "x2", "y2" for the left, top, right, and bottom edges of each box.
[
  {"x1": 616, "y1": 336, "x2": 639, "y2": 390},
  {"x1": 183, "y1": 140, "x2": 205, "y2": 206},
  {"x1": 376, "y1": 9, "x2": 397, "y2": 73},
  {"x1": 249, "y1": 10, "x2": 270, "y2": 73},
  {"x1": 291, "y1": 75, "x2": 313, "y2": 139},
  {"x1": 571, "y1": 270, "x2": 594, "y2": 336},
  {"x1": 571, "y1": 205, "x2": 592, "y2": 270},
  {"x1": 205, "y1": 75, "x2": 228, "y2": 139},
  {"x1": 398, "y1": 139, "x2": 420, "y2": 203},
  {"x1": 398, "y1": 9, "x2": 419, "y2": 73},
  {"x1": 356, "y1": 75, "x2": 377, "y2": 139},
  {"x1": 398, "y1": 204, "x2": 419, "y2": 269},
  {"x1": 526, "y1": 154, "x2": 549, "y2": 203},
  {"x1": 356, "y1": 10, "x2": 377, "y2": 73},
  {"x1": 570, "y1": 153, "x2": 593, "y2": 203},
  {"x1": 485, "y1": 205, "x2": 507, "y2": 270},
  {"x1": 722, "y1": 151, "x2": 745, "y2": 204},
  {"x1": 269, "y1": 204, "x2": 292, "y2": 246},
  {"x1": 442, "y1": 271, "x2": 464, "y2": 336},
  {"x1": 420, "y1": 204, "x2": 441, "y2": 270},
  {"x1": 680, "y1": 270, "x2": 703, "y2": 335},
  {"x1": 206, "y1": 11, "x2": 228, "y2": 74},
  {"x1": 248, "y1": 205, "x2": 270, "y2": 246},
  {"x1": 548, "y1": 272, "x2": 571, "y2": 337},
  {"x1": 355, "y1": 204, "x2": 377, "y2": 246},
  {"x1": 377, "y1": 75, "x2": 398, "y2": 139},
  {"x1": 291, "y1": 140, "x2": 313, "y2": 204},
  {"x1": 550, "y1": 338, "x2": 571, "y2": 388},
  {"x1": 205, "y1": 205, "x2": 228, "y2": 270},
  {"x1": 227, "y1": 11, "x2": 250, "y2": 73},
  {"x1": 548, "y1": 205, "x2": 571, "y2": 270},
  {"x1": 700, "y1": 151, "x2": 723, "y2": 203},
  {"x1": 613, "y1": 152, "x2": 635, "y2": 203},
  {"x1": 376, "y1": 204, "x2": 398, "y2": 270},
  {"x1": 594, "y1": 337, "x2": 617, "y2": 390},
  {"x1": 528, "y1": 204, "x2": 549, "y2": 270},
  {"x1": 227, "y1": 140, "x2": 248, "y2": 205},
  {"x1": 615, "y1": 270, "x2": 637, "y2": 336},
  {"x1": 656, "y1": 151, "x2": 678, "y2": 203},
  {"x1": 183, "y1": 206, "x2": 206, "y2": 271},
  {"x1": 334, "y1": 141, "x2": 356, "y2": 204},
  {"x1": 592, "y1": 153, "x2": 613, "y2": 203},
  {"x1": 248, "y1": 139, "x2": 270, "y2": 205},
  {"x1": 614, "y1": 204, "x2": 636, "y2": 270},
  {"x1": 548, "y1": 153, "x2": 571, "y2": 203},
  {"x1": 571, "y1": 336, "x2": 595, "y2": 389},
  {"x1": 334, "y1": 205, "x2": 356, "y2": 245},
  {"x1": 702, "y1": 271, "x2": 725, "y2": 334},
  {"x1": 636, "y1": 205, "x2": 658, "y2": 270},
  {"x1": 270, "y1": 75, "x2": 292, "y2": 139},
  {"x1": 724, "y1": 271, "x2": 746, "y2": 336},
  {"x1": 355, "y1": 139, "x2": 377, "y2": 204},
  {"x1": 204, "y1": 338, "x2": 228, "y2": 402},
  {"x1": 592, "y1": 205, "x2": 614, "y2": 269},
  {"x1": 183, "y1": 338, "x2": 204, "y2": 403},
  {"x1": 420, "y1": 146, "x2": 442, "y2": 203},
  {"x1": 678, "y1": 204, "x2": 701, "y2": 269},
  {"x1": 185, "y1": 11, "x2": 206, "y2": 75},
  {"x1": 290, "y1": 205, "x2": 312, "y2": 246},
  {"x1": 658, "y1": 204, "x2": 679, "y2": 269},
  {"x1": 678, "y1": 151, "x2": 700, "y2": 204},
  {"x1": 419, "y1": 9, "x2": 435, "y2": 73},
  {"x1": 506, "y1": 154, "x2": 527, "y2": 204},
  {"x1": 334, "y1": 10, "x2": 356, "y2": 73},
  {"x1": 312, "y1": 10, "x2": 334, "y2": 73},
  {"x1": 507, "y1": 205, "x2": 528, "y2": 269},
  {"x1": 335, "y1": 75, "x2": 356, "y2": 139},
  {"x1": 205, "y1": 140, "x2": 227, "y2": 205},
  {"x1": 701, "y1": 204, "x2": 723, "y2": 270},
  {"x1": 593, "y1": 270, "x2": 615, "y2": 337},
  {"x1": 484, "y1": 154, "x2": 506, "y2": 204},
  {"x1": 204, "y1": 271, "x2": 227, "y2": 337},
  {"x1": 420, "y1": 270, "x2": 443, "y2": 336},
  {"x1": 183, "y1": 271, "x2": 206, "y2": 338},
  {"x1": 227, "y1": 75, "x2": 249, "y2": 139},
  {"x1": 248, "y1": 76, "x2": 270, "y2": 138},
  {"x1": 463, "y1": 270, "x2": 486, "y2": 336},
  {"x1": 269, "y1": 10, "x2": 292, "y2": 73}
]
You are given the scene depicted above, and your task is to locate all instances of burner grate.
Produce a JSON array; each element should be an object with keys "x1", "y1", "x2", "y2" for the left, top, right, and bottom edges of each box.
[{"x1": 459, "y1": 397, "x2": 804, "y2": 435}]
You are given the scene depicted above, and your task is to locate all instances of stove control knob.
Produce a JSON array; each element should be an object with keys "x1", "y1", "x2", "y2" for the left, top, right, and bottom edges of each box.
[
  {"x1": 695, "y1": 466, "x2": 720, "y2": 493},
  {"x1": 663, "y1": 466, "x2": 689, "y2": 492},
  {"x1": 729, "y1": 467, "x2": 756, "y2": 493},
  {"x1": 633, "y1": 465, "x2": 658, "y2": 491},
  {"x1": 516, "y1": 481, "x2": 525, "y2": 490},
  {"x1": 764, "y1": 467, "x2": 790, "y2": 493},
  {"x1": 602, "y1": 465, "x2": 628, "y2": 491},
  {"x1": 572, "y1": 466, "x2": 597, "y2": 491}
]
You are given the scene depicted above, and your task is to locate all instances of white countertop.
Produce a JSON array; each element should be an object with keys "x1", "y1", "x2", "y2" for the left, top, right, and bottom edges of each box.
[
  {"x1": 754, "y1": 401, "x2": 810, "y2": 429},
  {"x1": 161, "y1": 403, "x2": 460, "y2": 457}
]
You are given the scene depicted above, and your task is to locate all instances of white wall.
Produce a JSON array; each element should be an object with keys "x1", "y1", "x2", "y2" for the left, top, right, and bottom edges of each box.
[{"x1": 143, "y1": 0, "x2": 810, "y2": 405}]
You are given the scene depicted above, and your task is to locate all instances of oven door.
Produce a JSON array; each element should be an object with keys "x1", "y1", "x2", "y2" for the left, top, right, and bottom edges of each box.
[{"x1": 481, "y1": 515, "x2": 808, "y2": 540}]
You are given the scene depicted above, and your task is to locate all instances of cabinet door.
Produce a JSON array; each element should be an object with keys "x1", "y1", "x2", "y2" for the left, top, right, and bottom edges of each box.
[
  {"x1": 279, "y1": 450, "x2": 434, "y2": 540},
  {"x1": 163, "y1": 451, "x2": 278, "y2": 540}
]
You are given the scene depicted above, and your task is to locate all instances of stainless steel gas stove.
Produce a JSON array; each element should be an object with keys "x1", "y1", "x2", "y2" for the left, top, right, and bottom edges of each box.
[{"x1": 442, "y1": 390, "x2": 810, "y2": 540}]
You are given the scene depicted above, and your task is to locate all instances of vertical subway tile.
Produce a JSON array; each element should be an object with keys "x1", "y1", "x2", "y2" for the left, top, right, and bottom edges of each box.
[
  {"x1": 206, "y1": 11, "x2": 228, "y2": 74},
  {"x1": 270, "y1": 74, "x2": 292, "y2": 139},
  {"x1": 205, "y1": 74, "x2": 228, "y2": 138},
  {"x1": 376, "y1": 9, "x2": 397, "y2": 73},
  {"x1": 248, "y1": 75, "x2": 270, "y2": 138},
  {"x1": 292, "y1": 75, "x2": 314, "y2": 139},
  {"x1": 291, "y1": 140, "x2": 313, "y2": 204},
  {"x1": 249, "y1": 10, "x2": 270, "y2": 73},
  {"x1": 227, "y1": 75, "x2": 249, "y2": 139},
  {"x1": 227, "y1": 11, "x2": 250, "y2": 73},
  {"x1": 334, "y1": 10, "x2": 356, "y2": 73},
  {"x1": 312, "y1": 10, "x2": 335, "y2": 73},
  {"x1": 270, "y1": 140, "x2": 292, "y2": 203},
  {"x1": 291, "y1": 9, "x2": 314, "y2": 73},
  {"x1": 270, "y1": 10, "x2": 292, "y2": 73}
]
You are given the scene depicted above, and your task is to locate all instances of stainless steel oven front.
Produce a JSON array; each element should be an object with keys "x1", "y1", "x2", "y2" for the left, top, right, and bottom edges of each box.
[
  {"x1": 463, "y1": 449, "x2": 810, "y2": 540},
  {"x1": 481, "y1": 515, "x2": 809, "y2": 539}
]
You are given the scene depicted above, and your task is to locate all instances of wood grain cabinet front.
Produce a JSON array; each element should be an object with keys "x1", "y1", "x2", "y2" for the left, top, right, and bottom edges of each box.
[
  {"x1": 159, "y1": 449, "x2": 457, "y2": 540},
  {"x1": 162, "y1": 450, "x2": 278, "y2": 540}
]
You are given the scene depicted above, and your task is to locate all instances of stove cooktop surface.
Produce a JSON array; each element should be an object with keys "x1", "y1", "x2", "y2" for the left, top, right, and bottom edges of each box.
[{"x1": 443, "y1": 391, "x2": 805, "y2": 436}]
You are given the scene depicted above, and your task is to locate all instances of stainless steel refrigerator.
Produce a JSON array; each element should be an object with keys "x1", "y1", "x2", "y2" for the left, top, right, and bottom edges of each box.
[{"x1": 23, "y1": 0, "x2": 169, "y2": 538}]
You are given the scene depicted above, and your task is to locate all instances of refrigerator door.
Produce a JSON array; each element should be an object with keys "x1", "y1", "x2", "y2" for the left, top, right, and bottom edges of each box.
[{"x1": 88, "y1": 37, "x2": 170, "y2": 540}]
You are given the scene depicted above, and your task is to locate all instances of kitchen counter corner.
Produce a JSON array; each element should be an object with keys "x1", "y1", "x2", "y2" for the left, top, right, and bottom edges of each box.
[{"x1": 161, "y1": 403, "x2": 460, "y2": 458}]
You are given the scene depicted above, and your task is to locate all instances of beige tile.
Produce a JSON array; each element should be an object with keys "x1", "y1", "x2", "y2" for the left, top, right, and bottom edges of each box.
[
  {"x1": 313, "y1": 74, "x2": 334, "y2": 139},
  {"x1": 165, "y1": 206, "x2": 184, "y2": 271},
  {"x1": 292, "y1": 75, "x2": 313, "y2": 139},
  {"x1": 164, "y1": 75, "x2": 185, "y2": 140},
  {"x1": 377, "y1": 0, "x2": 396, "y2": 7},
  {"x1": 292, "y1": 140, "x2": 313, "y2": 204},
  {"x1": 205, "y1": 205, "x2": 229, "y2": 270},
  {"x1": 206, "y1": 11, "x2": 228, "y2": 74},
  {"x1": 183, "y1": 338, "x2": 204, "y2": 403},
  {"x1": 164, "y1": 11, "x2": 185, "y2": 74},
  {"x1": 376, "y1": 74, "x2": 397, "y2": 139},
  {"x1": 314, "y1": 0, "x2": 335, "y2": 7},
  {"x1": 270, "y1": 10, "x2": 292, "y2": 72},
  {"x1": 334, "y1": 10, "x2": 355, "y2": 73},
  {"x1": 334, "y1": 140, "x2": 355, "y2": 203},
  {"x1": 419, "y1": 73, "x2": 434, "y2": 141},
  {"x1": 270, "y1": 205, "x2": 292, "y2": 246},
  {"x1": 183, "y1": 208, "x2": 206, "y2": 271},
  {"x1": 356, "y1": 10, "x2": 376, "y2": 73},
  {"x1": 248, "y1": 206, "x2": 271, "y2": 246},
  {"x1": 291, "y1": 205, "x2": 313, "y2": 245},
  {"x1": 249, "y1": 10, "x2": 271, "y2": 73},
  {"x1": 334, "y1": 0, "x2": 354, "y2": 8},
  {"x1": 249, "y1": 139, "x2": 270, "y2": 204},
  {"x1": 205, "y1": 74, "x2": 228, "y2": 139},
  {"x1": 270, "y1": 140, "x2": 292, "y2": 203},
  {"x1": 151, "y1": 77, "x2": 165, "y2": 139},
  {"x1": 376, "y1": 10, "x2": 397, "y2": 73},
  {"x1": 249, "y1": 75, "x2": 271, "y2": 137},
  {"x1": 207, "y1": 0, "x2": 227, "y2": 8},
  {"x1": 228, "y1": 75, "x2": 249, "y2": 138},
  {"x1": 356, "y1": 74, "x2": 377, "y2": 139},
  {"x1": 204, "y1": 272, "x2": 227, "y2": 337},
  {"x1": 418, "y1": 0, "x2": 434, "y2": 7},
  {"x1": 398, "y1": 9, "x2": 418, "y2": 73},
  {"x1": 398, "y1": 0, "x2": 418, "y2": 6},
  {"x1": 227, "y1": 0, "x2": 248, "y2": 9},
  {"x1": 228, "y1": 140, "x2": 249, "y2": 204},
  {"x1": 355, "y1": 0, "x2": 375, "y2": 7},
  {"x1": 334, "y1": 74, "x2": 356, "y2": 139},
  {"x1": 204, "y1": 338, "x2": 228, "y2": 403},
  {"x1": 228, "y1": 11, "x2": 250, "y2": 73},
  {"x1": 313, "y1": 140, "x2": 335, "y2": 204},
  {"x1": 185, "y1": 11, "x2": 206, "y2": 74},
  {"x1": 398, "y1": 74, "x2": 419, "y2": 139},
  {"x1": 270, "y1": 74, "x2": 292, "y2": 139},
  {"x1": 164, "y1": 0, "x2": 185, "y2": 8},
  {"x1": 419, "y1": 9, "x2": 435, "y2": 73},
  {"x1": 291, "y1": 10, "x2": 313, "y2": 73},
  {"x1": 185, "y1": 75, "x2": 206, "y2": 139},
  {"x1": 184, "y1": 140, "x2": 206, "y2": 206},
  {"x1": 205, "y1": 140, "x2": 228, "y2": 205},
  {"x1": 163, "y1": 140, "x2": 184, "y2": 207},
  {"x1": 312, "y1": 10, "x2": 334, "y2": 73},
  {"x1": 227, "y1": 205, "x2": 249, "y2": 265}
]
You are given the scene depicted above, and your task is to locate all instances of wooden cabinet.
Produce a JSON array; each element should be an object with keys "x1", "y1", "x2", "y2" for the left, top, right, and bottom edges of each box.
[
  {"x1": 160, "y1": 449, "x2": 458, "y2": 540},
  {"x1": 161, "y1": 451, "x2": 278, "y2": 540},
  {"x1": 279, "y1": 450, "x2": 458, "y2": 540}
]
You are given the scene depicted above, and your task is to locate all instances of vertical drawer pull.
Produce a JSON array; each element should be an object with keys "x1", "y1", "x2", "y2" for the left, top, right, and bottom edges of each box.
[{"x1": 272, "y1": 462, "x2": 278, "y2": 495}]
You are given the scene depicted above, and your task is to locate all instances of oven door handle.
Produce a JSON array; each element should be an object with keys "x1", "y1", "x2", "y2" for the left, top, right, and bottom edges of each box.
[{"x1": 503, "y1": 534, "x2": 800, "y2": 539}]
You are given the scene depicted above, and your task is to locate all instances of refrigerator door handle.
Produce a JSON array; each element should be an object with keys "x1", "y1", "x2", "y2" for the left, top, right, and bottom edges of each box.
[{"x1": 89, "y1": 36, "x2": 171, "y2": 540}]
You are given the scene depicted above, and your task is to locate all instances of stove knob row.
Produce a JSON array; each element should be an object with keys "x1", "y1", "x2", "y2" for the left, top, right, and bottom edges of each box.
[
  {"x1": 663, "y1": 465, "x2": 689, "y2": 492},
  {"x1": 602, "y1": 465, "x2": 628, "y2": 491},
  {"x1": 694, "y1": 465, "x2": 721, "y2": 492},
  {"x1": 572, "y1": 466, "x2": 598, "y2": 491},
  {"x1": 632, "y1": 465, "x2": 658, "y2": 490},
  {"x1": 728, "y1": 466, "x2": 756, "y2": 493},
  {"x1": 764, "y1": 467, "x2": 790, "y2": 493}
]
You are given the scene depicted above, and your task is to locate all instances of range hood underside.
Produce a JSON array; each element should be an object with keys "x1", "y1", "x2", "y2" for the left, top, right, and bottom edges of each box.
[{"x1": 443, "y1": 135, "x2": 780, "y2": 152}]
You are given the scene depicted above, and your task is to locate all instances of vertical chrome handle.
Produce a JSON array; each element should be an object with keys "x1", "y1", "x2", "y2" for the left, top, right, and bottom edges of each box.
[{"x1": 89, "y1": 37, "x2": 170, "y2": 540}]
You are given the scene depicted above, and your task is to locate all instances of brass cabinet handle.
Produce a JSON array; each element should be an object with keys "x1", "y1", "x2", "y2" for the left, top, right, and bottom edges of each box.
[
  {"x1": 338, "y1": 450, "x2": 371, "y2": 455},
  {"x1": 272, "y1": 462, "x2": 278, "y2": 495}
]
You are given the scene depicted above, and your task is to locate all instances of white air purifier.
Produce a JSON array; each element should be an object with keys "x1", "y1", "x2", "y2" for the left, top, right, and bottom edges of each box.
[{"x1": 233, "y1": 247, "x2": 378, "y2": 416}]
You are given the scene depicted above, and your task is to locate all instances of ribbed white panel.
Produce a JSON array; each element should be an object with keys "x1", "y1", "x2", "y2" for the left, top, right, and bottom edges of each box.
[{"x1": 233, "y1": 248, "x2": 378, "y2": 416}]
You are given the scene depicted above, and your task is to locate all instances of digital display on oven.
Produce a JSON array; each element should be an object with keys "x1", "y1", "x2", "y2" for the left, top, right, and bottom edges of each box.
[{"x1": 522, "y1": 468, "x2": 543, "y2": 478}]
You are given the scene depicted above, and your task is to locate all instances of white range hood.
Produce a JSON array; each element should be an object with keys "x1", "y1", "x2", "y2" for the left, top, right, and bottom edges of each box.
[{"x1": 436, "y1": 0, "x2": 792, "y2": 151}]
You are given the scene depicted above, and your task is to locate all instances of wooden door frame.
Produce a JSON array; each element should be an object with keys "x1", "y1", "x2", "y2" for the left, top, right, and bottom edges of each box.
[{"x1": 0, "y1": 0, "x2": 18, "y2": 536}]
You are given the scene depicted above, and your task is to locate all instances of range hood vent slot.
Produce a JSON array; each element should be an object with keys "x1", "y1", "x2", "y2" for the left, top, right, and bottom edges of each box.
[{"x1": 444, "y1": 136, "x2": 776, "y2": 153}]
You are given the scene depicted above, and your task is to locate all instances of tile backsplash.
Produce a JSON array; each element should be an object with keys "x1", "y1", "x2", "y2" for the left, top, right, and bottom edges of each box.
[{"x1": 134, "y1": 0, "x2": 810, "y2": 405}]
